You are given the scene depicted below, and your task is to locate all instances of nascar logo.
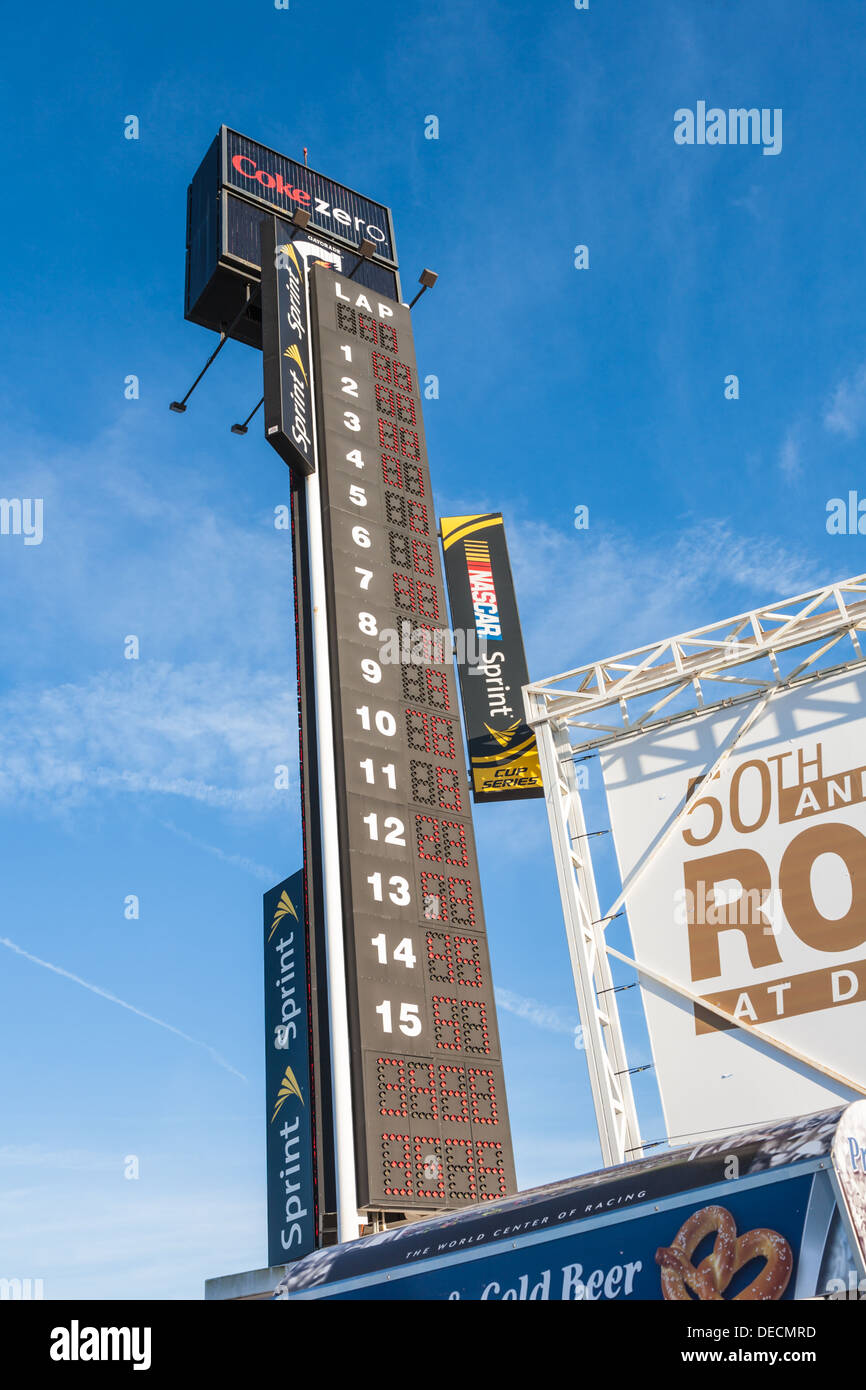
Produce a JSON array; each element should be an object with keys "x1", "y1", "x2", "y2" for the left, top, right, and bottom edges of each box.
[{"x1": 465, "y1": 539, "x2": 501, "y2": 639}]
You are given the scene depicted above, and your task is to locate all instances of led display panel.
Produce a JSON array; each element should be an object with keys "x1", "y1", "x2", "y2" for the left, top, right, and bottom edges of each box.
[{"x1": 310, "y1": 267, "x2": 516, "y2": 1211}]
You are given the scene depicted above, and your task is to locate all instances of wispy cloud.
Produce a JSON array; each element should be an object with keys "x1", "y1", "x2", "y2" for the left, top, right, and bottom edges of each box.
[
  {"x1": 0, "y1": 663, "x2": 295, "y2": 815},
  {"x1": 824, "y1": 363, "x2": 866, "y2": 439},
  {"x1": 0, "y1": 937, "x2": 246, "y2": 1080},
  {"x1": 496, "y1": 987, "x2": 576, "y2": 1037},
  {"x1": 502, "y1": 514, "x2": 815, "y2": 677}
]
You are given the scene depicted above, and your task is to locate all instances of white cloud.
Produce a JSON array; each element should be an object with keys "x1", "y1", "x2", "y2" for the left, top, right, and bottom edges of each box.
[
  {"x1": 0, "y1": 662, "x2": 295, "y2": 814},
  {"x1": 824, "y1": 363, "x2": 866, "y2": 439},
  {"x1": 505, "y1": 515, "x2": 815, "y2": 678}
]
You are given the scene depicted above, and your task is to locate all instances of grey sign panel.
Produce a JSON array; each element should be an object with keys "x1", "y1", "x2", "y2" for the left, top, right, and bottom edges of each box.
[
  {"x1": 184, "y1": 128, "x2": 399, "y2": 348},
  {"x1": 310, "y1": 265, "x2": 516, "y2": 1211}
]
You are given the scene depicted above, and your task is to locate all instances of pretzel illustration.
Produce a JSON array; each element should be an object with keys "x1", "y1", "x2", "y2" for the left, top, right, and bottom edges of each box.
[{"x1": 655, "y1": 1204, "x2": 792, "y2": 1301}]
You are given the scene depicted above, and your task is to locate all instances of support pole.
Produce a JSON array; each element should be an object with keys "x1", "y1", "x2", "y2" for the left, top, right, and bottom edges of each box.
[{"x1": 300, "y1": 259, "x2": 360, "y2": 1244}]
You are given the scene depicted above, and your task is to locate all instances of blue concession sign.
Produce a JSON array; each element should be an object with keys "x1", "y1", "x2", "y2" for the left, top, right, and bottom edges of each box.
[{"x1": 274, "y1": 1105, "x2": 866, "y2": 1300}]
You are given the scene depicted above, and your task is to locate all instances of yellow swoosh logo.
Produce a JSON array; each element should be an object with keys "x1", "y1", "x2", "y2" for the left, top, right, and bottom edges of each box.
[
  {"x1": 268, "y1": 889, "x2": 299, "y2": 941},
  {"x1": 283, "y1": 342, "x2": 308, "y2": 384},
  {"x1": 271, "y1": 1063, "x2": 305, "y2": 1122}
]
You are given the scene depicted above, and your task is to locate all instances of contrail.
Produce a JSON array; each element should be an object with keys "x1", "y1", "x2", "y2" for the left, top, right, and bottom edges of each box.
[
  {"x1": 0, "y1": 937, "x2": 246, "y2": 1081},
  {"x1": 495, "y1": 987, "x2": 577, "y2": 1037}
]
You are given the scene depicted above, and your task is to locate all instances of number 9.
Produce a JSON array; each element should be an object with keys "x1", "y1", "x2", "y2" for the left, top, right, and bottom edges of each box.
[{"x1": 362, "y1": 658, "x2": 382, "y2": 684}]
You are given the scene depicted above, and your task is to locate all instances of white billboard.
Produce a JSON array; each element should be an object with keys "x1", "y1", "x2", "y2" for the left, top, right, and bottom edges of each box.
[{"x1": 601, "y1": 667, "x2": 866, "y2": 1145}]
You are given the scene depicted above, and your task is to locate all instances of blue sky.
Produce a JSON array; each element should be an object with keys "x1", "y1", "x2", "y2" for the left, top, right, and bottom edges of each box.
[{"x1": 2, "y1": 0, "x2": 866, "y2": 1299}]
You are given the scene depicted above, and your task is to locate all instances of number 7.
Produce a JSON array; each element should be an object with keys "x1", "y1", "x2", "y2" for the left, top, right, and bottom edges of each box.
[{"x1": 355, "y1": 567, "x2": 373, "y2": 590}]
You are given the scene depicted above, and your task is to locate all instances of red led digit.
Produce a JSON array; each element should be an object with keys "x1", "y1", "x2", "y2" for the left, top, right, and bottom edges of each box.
[
  {"x1": 415, "y1": 814, "x2": 441, "y2": 861},
  {"x1": 430, "y1": 716, "x2": 455, "y2": 759},
  {"x1": 422, "y1": 871, "x2": 447, "y2": 922},
  {"x1": 384, "y1": 491, "x2": 406, "y2": 529},
  {"x1": 378, "y1": 419, "x2": 398, "y2": 453},
  {"x1": 454, "y1": 935, "x2": 483, "y2": 988},
  {"x1": 460, "y1": 998, "x2": 490, "y2": 1055},
  {"x1": 413, "y1": 1139, "x2": 446, "y2": 1201},
  {"x1": 396, "y1": 392, "x2": 416, "y2": 426},
  {"x1": 405, "y1": 708, "x2": 427, "y2": 751},
  {"x1": 381, "y1": 1132, "x2": 413, "y2": 1197},
  {"x1": 425, "y1": 670, "x2": 449, "y2": 709},
  {"x1": 375, "y1": 383, "x2": 395, "y2": 417},
  {"x1": 358, "y1": 313, "x2": 378, "y2": 343},
  {"x1": 425, "y1": 930, "x2": 454, "y2": 984},
  {"x1": 381, "y1": 451, "x2": 403, "y2": 488},
  {"x1": 336, "y1": 303, "x2": 356, "y2": 334},
  {"x1": 438, "y1": 1065, "x2": 470, "y2": 1123},
  {"x1": 442, "y1": 821, "x2": 468, "y2": 867},
  {"x1": 447, "y1": 876, "x2": 474, "y2": 925},
  {"x1": 403, "y1": 464, "x2": 424, "y2": 497},
  {"x1": 379, "y1": 322, "x2": 398, "y2": 353},
  {"x1": 436, "y1": 767, "x2": 462, "y2": 812},
  {"x1": 393, "y1": 360, "x2": 413, "y2": 392},
  {"x1": 411, "y1": 538, "x2": 434, "y2": 576},
  {"x1": 408, "y1": 500, "x2": 428, "y2": 534},
  {"x1": 388, "y1": 530, "x2": 413, "y2": 569},
  {"x1": 432, "y1": 994, "x2": 461, "y2": 1049},
  {"x1": 392, "y1": 571, "x2": 415, "y2": 612},
  {"x1": 415, "y1": 579, "x2": 439, "y2": 620},
  {"x1": 371, "y1": 351, "x2": 392, "y2": 383},
  {"x1": 399, "y1": 427, "x2": 420, "y2": 460},
  {"x1": 475, "y1": 1141, "x2": 508, "y2": 1200},
  {"x1": 407, "y1": 1060, "x2": 439, "y2": 1121},
  {"x1": 444, "y1": 1137, "x2": 476, "y2": 1200},
  {"x1": 376, "y1": 1055, "x2": 408, "y2": 1117},
  {"x1": 468, "y1": 1067, "x2": 499, "y2": 1125}
]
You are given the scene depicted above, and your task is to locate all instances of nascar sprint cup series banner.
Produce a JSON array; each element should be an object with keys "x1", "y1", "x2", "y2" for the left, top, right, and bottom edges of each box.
[
  {"x1": 441, "y1": 515, "x2": 542, "y2": 803},
  {"x1": 601, "y1": 668, "x2": 866, "y2": 1146}
]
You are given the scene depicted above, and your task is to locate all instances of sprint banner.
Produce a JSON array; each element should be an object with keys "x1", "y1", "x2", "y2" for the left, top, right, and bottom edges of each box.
[
  {"x1": 441, "y1": 514, "x2": 543, "y2": 802},
  {"x1": 260, "y1": 217, "x2": 315, "y2": 478},
  {"x1": 264, "y1": 871, "x2": 317, "y2": 1265}
]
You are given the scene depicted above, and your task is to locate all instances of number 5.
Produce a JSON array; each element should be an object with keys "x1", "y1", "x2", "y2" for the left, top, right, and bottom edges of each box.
[{"x1": 399, "y1": 1004, "x2": 421, "y2": 1036}]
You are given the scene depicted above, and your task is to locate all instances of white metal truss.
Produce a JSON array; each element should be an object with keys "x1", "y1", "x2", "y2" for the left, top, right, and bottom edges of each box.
[
  {"x1": 524, "y1": 574, "x2": 866, "y2": 1166},
  {"x1": 535, "y1": 718, "x2": 642, "y2": 1166}
]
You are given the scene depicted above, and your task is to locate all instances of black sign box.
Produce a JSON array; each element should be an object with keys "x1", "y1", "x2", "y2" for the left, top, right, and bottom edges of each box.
[
  {"x1": 260, "y1": 217, "x2": 316, "y2": 477},
  {"x1": 185, "y1": 128, "x2": 400, "y2": 349}
]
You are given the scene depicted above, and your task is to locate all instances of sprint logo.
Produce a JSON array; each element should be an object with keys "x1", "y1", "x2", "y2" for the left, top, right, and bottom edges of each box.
[
  {"x1": 283, "y1": 342, "x2": 308, "y2": 384},
  {"x1": 268, "y1": 888, "x2": 298, "y2": 941},
  {"x1": 484, "y1": 719, "x2": 522, "y2": 749},
  {"x1": 271, "y1": 1063, "x2": 305, "y2": 1123}
]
